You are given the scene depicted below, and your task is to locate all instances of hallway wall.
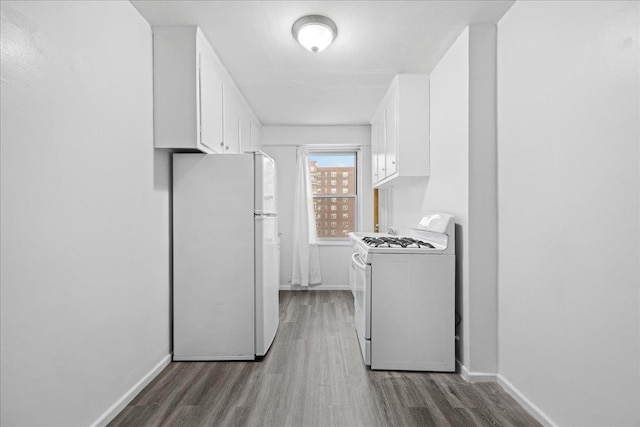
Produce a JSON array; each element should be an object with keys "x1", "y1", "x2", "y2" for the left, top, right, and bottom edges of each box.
[
  {"x1": 0, "y1": 2, "x2": 171, "y2": 425},
  {"x1": 497, "y1": 1, "x2": 640, "y2": 425}
]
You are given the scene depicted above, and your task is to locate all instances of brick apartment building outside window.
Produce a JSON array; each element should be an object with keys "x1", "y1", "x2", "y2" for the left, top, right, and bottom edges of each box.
[{"x1": 309, "y1": 153, "x2": 357, "y2": 238}]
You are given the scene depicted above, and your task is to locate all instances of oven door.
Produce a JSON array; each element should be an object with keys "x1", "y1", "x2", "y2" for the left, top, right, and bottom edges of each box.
[{"x1": 352, "y1": 251, "x2": 371, "y2": 365}]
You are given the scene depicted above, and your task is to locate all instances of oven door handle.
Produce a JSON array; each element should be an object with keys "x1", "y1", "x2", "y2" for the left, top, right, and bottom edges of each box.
[{"x1": 351, "y1": 252, "x2": 367, "y2": 270}]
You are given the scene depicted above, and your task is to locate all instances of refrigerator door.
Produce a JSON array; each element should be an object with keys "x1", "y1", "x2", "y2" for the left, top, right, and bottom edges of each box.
[
  {"x1": 173, "y1": 153, "x2": 255, "y2": 360},
  {"x1": 254, "y1": 152, "x2": 277, "y2": 215},
  {"x1": 255, "y1": 214, "x2": 280, "y2": 356}
]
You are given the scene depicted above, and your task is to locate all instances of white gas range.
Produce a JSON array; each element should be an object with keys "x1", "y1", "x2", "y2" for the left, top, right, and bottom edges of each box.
[{"x1": 348, "y1": 213, "x2": 456, "y2": 372}]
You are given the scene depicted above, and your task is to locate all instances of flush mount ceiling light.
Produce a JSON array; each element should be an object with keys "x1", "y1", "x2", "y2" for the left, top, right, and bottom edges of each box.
[{"x1": 292, "y1": 15, "x2": 338, "y2": 53}]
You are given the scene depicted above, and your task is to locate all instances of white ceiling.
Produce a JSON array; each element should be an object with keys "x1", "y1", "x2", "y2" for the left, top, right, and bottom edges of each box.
[{"x1": 132, "y1": 1, "x2": 514, "y2": 126}]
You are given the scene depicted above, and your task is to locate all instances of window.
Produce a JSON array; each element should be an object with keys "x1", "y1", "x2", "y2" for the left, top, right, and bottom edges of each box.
[{"x1": 308, "y1": 152, "x2": 358, "y2": 239}]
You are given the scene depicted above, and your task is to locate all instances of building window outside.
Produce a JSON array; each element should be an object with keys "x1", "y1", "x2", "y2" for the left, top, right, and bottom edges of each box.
[{"x1": 309, "y1": 152, "x2": 357, "y2": 239}]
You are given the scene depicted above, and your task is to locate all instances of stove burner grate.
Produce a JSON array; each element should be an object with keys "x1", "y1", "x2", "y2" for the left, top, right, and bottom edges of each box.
[{"x1": 361, "y1": 236, "x2": 434, "y2": 249}]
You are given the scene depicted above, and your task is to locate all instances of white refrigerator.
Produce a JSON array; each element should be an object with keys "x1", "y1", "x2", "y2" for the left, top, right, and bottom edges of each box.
[{"x1": 172, "y1": 152, "x2": 279, "y2": 360}]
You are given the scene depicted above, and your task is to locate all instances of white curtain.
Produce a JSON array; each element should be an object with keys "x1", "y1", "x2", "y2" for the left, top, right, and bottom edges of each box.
[{"x1": 290, "y1": 147, "x2": 321, "y2": 286}]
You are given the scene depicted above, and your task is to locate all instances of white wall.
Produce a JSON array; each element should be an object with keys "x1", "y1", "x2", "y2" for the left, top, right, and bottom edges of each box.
[
  {"x1": 423, "y1": 28, "x2": 470, "y2": 368},
  {"x1": 497, "y1": 1, "x2": 639, "y2": 426},
  {"x1": 466, "y1": 24, "x2": 499, "y2": 377},
  {"x1": 262, "y1": 126, "x2": 372, "y2": 289},
  {"x1": 386, "y1": 25, "x2": 499, "y2": 376},
  {"x1": 0, "y1": 2, "x2": 170, "y2": 426}
]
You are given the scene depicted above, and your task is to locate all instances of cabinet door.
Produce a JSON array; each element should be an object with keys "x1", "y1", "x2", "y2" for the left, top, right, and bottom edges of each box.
[
  {"x1": 385, "y1": 92, "x2": 398, "y2": 176},
  {"x1": 371, "y1": 121, "x2": 379, "y2": 183},
  {"x1": 251, "y1": 119, "x2": 261, "y2": 151},
  {"x1": 239, "y1": 108, "x2": 252, "y2": 153},
  {"x1": 377, "y1": 113, "x2": 386, "y2": 180},
  {"x1": 198, "y1": 48, "x2": 223, "y2": 153},
  {"x1": 223, "y1": 86, "x2": 240, "y2": 153}
]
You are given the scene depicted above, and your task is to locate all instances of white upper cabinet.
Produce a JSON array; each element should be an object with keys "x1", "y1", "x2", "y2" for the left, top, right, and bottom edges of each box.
[
  {"x1": 198, "y1": 34, "x2": 224, "y2": 153},
  {"x1": 371, "y1": 120, "x2": 380, "y2": 183},
  {"x1": 223, "y1": 85, "x2": 240, "y2": 153},
  {"x1": 250, "y1": 119, "x2": 261, "y2": 152},
  {"x1": 239, "y1": 106, "x2": 252, "y2": 153},
  {"x1": 152, "y1": 26, "x2": 261, "y2": 154},
  {"x1": 370, "y1": 75, "x2": 429, "y2": 188}
]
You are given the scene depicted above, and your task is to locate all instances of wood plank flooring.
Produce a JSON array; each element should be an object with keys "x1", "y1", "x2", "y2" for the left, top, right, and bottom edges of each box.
[{"x1": 109, "y1": 291, "x2": 540, "y2": 427}]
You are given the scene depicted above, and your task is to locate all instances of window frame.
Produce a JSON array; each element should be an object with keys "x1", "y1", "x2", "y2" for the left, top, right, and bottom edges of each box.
[{"x1": 308, "y1": 149, "x2": 359, "y2": 244}]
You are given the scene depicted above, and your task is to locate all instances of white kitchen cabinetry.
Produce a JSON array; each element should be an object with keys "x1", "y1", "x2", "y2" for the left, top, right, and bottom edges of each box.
[
  {"x1": 371, "y1": 121, "x2": 379, "y2": 183},
  {"x1": 223, "y1": 85, "x2": 240, "y2": 153},
  {"x1": 370, "y1": 75, "x2": 429, "y2": 188},
  {"x1": 239, "y1": 107, "x2": 252, "y2": 153},
  {"x1": 223, "y1": 86, "x2": 263, "y2": 154},
  {"x1": 250, "y1": 119, "x2": 261, "y2": 151},
  {"x1": 153, "y1": 27, "x2": 223, "y2": 153},
  {"x1": 153, "y1": 26, "x2": 262, "y2": 154}
]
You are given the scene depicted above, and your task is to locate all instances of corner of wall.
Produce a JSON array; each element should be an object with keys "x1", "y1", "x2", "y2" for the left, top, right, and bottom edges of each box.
[{"x1": 496, "y1": 375, "x2": 557, "y2": 427}]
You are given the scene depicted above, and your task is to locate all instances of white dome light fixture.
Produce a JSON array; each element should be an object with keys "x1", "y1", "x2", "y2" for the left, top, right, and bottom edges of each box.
[{"x1": 292, "y1": 15, "x2": 338, "y2": 53}]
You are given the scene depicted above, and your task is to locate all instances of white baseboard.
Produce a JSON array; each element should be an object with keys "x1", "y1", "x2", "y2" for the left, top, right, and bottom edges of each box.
[
  {"x1": 497, "y1": 374, "x2": 557, "y2": 427},
  {"x1": 90, "y1": 354, "x2": 171, "y2": 427},
  {"x1": 457, "y1": 360, "x2": 497, "y2": 383},
  {"x1": 279, "y1": 284, "x2": 350, "y2": 291}
]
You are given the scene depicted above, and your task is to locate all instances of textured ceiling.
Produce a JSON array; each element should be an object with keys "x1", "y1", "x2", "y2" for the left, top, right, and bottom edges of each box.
[{"x1": 132, "y1": 1, "x2": 514, "y2": 125}]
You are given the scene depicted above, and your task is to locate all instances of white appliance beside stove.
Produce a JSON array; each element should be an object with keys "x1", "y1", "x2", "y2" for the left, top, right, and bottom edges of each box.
[
  {"x1": 172, "y1": 152, "x2": 279, "y2": 360},
  {"x1": 348, "y1": 213, "x2": 455, "y2": 372}
]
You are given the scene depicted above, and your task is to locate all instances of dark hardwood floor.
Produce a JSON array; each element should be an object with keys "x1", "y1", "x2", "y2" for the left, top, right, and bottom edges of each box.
[{"x1": 109, "y1": 291, "x2": 540, "y2": 427}]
